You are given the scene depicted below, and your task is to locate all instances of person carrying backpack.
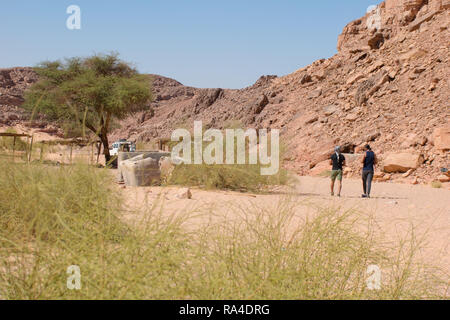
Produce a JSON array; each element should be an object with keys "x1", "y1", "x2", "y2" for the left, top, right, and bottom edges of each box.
[
  {"x1": 329, "y1": 146, "x2": 346, "y2": 197},
  {"x1": 361, "y1": 144, "x2": 377, "y2": 198}
]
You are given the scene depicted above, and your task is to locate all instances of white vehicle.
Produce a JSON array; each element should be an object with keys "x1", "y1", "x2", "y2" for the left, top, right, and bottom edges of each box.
[{"x1": 110, "y1": 139, "x2": 136, "y2": 156}]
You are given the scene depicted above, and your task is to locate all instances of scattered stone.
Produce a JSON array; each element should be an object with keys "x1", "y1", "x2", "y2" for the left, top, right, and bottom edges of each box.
[
  {"x1": 323, "y1": 104, "x2": 339, "y2": 116},
  {"x1": 365, "y1": 132, "x2": 380, "y2": 142},
  {"x1": 414, "y1": 67, "x2": 426, "y2": 74},
  {"x1": 402, "y1": 169, "x2": 414, "y2": 178},
  {"x1": 300, "y1": 74, "x2": 312, "y2": 84},
  {"x1": 346, "y1": 73, "x2": 365, "y2": 85},
  {"x1": 304, "y1": 114, "x2": 319, "y2": 125},
  {"x1": 437, "y1": 175, "x2": 450, "y2": 183},
  {"x1": 308, "y1": 87, "x2": 322, "y2": 99},
  {"x1": 176, "y1": 188, "x2": 192, "y2": 200},
  {"x1": 345, "y1": 113, "x2": 358, "y2": 122},
  {"x1": 367, "y1": 61, "x2": 384, "y2": 73},
  {"x1": 374, "y1": 171, "x2": 385, "y2": 179}
]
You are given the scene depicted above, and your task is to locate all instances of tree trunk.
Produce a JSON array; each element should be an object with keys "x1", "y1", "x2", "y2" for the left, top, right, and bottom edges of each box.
[{"x1": 100, "y1": 133, "x2": 111, "y2": 164}]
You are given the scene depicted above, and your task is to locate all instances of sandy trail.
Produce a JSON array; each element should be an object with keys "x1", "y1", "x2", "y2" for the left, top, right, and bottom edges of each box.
[{"x1": 120, "y1": 175, "x2": 450, "y2": 272}]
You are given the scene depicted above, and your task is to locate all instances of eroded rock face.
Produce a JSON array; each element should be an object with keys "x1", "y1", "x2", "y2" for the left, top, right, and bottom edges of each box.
[{"x1": 338, "y1": 0, "x2": 446, "y2": 54}]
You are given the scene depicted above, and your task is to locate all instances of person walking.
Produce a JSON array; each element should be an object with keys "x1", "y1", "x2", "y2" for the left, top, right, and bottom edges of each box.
[
  {"x1": 330, "y1": 146, "x2": 346, "y2": 197},
  {"x1": 361, "y1": 145, "x2": 377, "y2": 198}
]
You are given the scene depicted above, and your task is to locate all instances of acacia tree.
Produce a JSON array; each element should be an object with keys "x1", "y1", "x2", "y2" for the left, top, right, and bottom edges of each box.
[{"x1": 23, "y1": 53, "x2": 151, "y2": 162}]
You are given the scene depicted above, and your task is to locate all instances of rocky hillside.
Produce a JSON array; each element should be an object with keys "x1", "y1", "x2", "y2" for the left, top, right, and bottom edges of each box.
[
  {"x1": 1, "y1": 0, "x2": 449, "y2": 184},
  {"x1": 0, "y1": 67, "x2": 38, "y2": 125},
  {"x1": 114, "y1": 0, "x2": 450, "y2": 184}
]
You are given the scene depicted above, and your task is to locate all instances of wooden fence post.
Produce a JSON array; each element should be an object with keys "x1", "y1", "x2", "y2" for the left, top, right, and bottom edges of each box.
[
  {"x1": 96, "y1": 142, "x2": 102, "y2": 164},
  {"x1": 28, "y1": 135, "x2": 34, "y2": 163},
  {"x1": 70, "y1": 144, "x2": 73, "y2": 164},
  {"x1": 12, "y1": 136, "x2": 16, "y2": 163},
  {"x1": 40, "y1": 144, "x2": 44, "y2": 163},
  {"x1": 90, "y1": 143, "x2": 94, "y2": 165}
]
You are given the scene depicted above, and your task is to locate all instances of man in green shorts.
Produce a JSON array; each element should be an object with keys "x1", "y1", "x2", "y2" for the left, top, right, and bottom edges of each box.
[{"x1": 329, "y1": 146, "x2": 346, "y2": 197}]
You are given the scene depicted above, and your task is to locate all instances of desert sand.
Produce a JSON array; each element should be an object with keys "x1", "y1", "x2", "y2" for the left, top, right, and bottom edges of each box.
[{"x1": 120, "y1": 175, "x2": 450, "y2": 273}]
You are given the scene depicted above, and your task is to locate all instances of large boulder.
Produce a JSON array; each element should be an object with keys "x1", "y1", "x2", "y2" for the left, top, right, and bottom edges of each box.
[
  {"x1": 121, "y1": 157, "x2": 160, "y2": 187},
  {"x1": 117, "y1": 151, "x2": 171, "y2": 186},
  {"x1": 383, "y1": 152, "x2": 424, "y2": 173},
  {"x1": 433, "y1": 126, "x2": 450, "y2": 151}
]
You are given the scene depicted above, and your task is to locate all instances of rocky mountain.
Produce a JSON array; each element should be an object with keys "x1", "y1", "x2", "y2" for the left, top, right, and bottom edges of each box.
[
  {"x1": 0, "y1": 67, "x2": 38, "y2": 125},
  {"x1": 1, "y1": 0, "x2": 449, "y2": 184}
]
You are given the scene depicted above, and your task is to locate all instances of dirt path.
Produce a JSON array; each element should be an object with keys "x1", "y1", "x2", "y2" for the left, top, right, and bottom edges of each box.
[{"x1": 120, "y1": 175, "x2": 450, "y2": 272}]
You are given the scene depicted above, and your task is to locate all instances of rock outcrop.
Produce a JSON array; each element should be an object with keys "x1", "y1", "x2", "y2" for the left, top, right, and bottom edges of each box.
[{"x1": 383, "y1": 152, "x2": 424, "y2": 172}]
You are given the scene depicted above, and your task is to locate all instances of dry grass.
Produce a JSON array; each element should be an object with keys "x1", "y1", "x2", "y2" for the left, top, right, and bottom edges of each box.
[
  {"x1": 168, "y1": 163, "x2": 289, "y2": 192},
  {"x1": 0, "y1": 160, "x2": 448, "y2": 299}
]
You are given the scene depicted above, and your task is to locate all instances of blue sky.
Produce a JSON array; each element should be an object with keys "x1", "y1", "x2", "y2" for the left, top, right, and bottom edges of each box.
[{"x1": 0, "y1": 0, "x2": 382, "y2": 88}]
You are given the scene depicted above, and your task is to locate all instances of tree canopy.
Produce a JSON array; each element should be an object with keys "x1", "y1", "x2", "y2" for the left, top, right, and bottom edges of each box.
[{"x1": 23, "y1": 53, "x2": 152, "y2": 162}]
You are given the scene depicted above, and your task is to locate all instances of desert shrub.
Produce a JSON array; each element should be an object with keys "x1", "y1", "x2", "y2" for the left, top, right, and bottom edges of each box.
[
  {"x1": 168, "y1": 163, "x2": 289, "y2": 192},
  {"x1": 431, "y1": 181, "x2": 442, "y2": 189}
]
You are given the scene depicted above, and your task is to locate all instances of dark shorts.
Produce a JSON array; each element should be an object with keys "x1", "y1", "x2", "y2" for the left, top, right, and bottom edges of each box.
[{"x1": 330, "y1": 170, "x2": 343, "y2": 181}]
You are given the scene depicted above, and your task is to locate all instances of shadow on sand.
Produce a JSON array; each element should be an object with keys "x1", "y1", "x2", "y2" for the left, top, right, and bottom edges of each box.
[{"x1": 269, "y1": 190, "x2": 408, "y2": 200}]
